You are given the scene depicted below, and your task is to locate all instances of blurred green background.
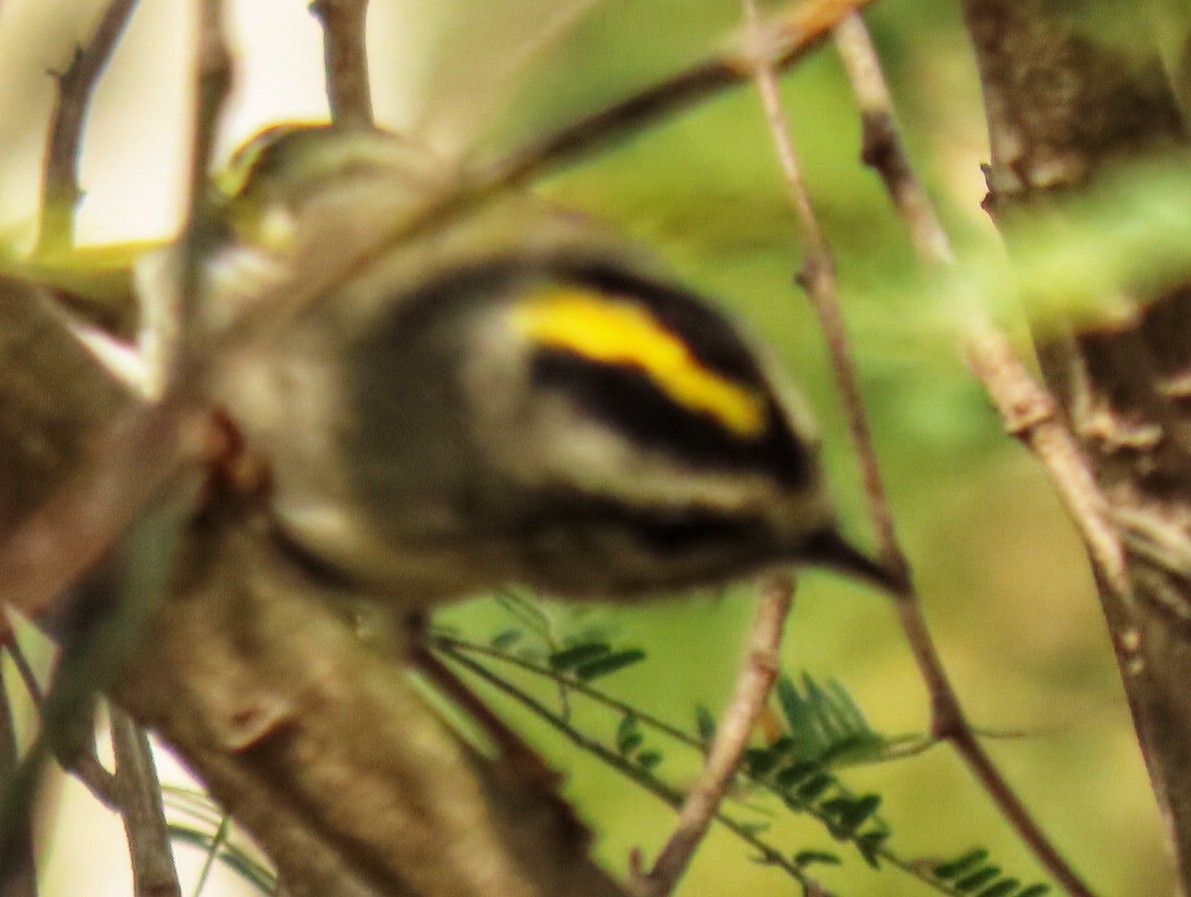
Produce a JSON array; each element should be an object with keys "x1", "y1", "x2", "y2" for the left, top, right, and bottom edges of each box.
[{"x1": 0, "y1": 0, "x2": 1168, "y2": 894}]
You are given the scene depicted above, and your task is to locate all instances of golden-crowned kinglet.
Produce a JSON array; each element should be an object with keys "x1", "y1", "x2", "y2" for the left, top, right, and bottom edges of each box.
[{"x1": 202, "y1": 126, "x2": 897, "y2": 605}]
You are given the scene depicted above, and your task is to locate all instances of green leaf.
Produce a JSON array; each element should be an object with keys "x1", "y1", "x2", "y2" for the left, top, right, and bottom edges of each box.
[
  {"x1": 575, "y1": 648, "x2": 646, "y2": 680},
  {"x1": 774, "y1": 760, "x2": 819, "y2": 789},
  {"x1": 616, "y1": 714, "x2": 642, "y2": 756},
  {"x1": 794, "y1": 850, "x2": 841, "y2": 868},
  {"x1": 637, "y1": 750, "x2": 664, "y2": 770},
  {"x1": 934, "y1": 848, "x2": 991, "y2": 879},
  {"x1": 776, "y1": 675, "x2": 811, "y2": 735},
  {"x1": 822, "y1": 794, "x2": 881, "y2": 834},
  {"x1": 489, "y1": 628, "x2": 523, "y2": 650},
  {"x1": 743, "y1": 747, "x2": 780, "y2": 778},
  {"x1": 794, "y1": 772, "x2": 835, "y2": 802},
  {"x1": 549, "y1": 642, "x2": 611, "y2": 671},
  {"x1": 1014, "y1": 886, "x2": 1051, "y2": 897},
  {"x1": 735, "y1": 820, "x2": 771, "y2": 837},
  {"x1": 695, "y1": 705, "x2": 717, "y2": 746},
  {"x1": 977, "y1": 880, "x2": 1020, "y2": 897},
  {"x1": 956, "y1": 867, "x2": 1001, "y2": 892},
  {"x1": 855, "y1": 829, "x2": 889, "y2": 868},
  {"x1": 826, "y1": 678, "x2": 871, "y2": 733},
  {"x1": 802, "y1": 673, "x2": 844, "y2": 744},
  {"x1": 619, "y1": 733, "x2": 644, "y2": 755}
]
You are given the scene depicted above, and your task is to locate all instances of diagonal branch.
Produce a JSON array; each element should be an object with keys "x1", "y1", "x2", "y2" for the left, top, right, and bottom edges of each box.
[
  {"x1": 636, "y1": 575, "x2": 794, "y2": 897},
  {"x1": 487, "y1": 0, "x2": 876, "y2": 191}
]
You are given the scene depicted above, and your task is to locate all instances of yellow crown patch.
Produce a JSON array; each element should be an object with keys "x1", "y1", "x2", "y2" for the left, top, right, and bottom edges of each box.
[{"x1": 510, "y1": 287, "x2": 768, "y2": 438}]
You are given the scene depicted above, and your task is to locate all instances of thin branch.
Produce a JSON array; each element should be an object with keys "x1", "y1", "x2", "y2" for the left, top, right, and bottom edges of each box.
[
  {"x1": 71, "y1": 749, "x2": 123, "y2": 810},
  {"x1": 744, "y1": 5, "x2": 1098, "y2": 896},
  {"x1": 309, "y1": 0, "x2": 374, "y2": 130},
  {"x1": 6, "y1": 595, "x2": 120, "y2": 812},
  {"x1": 111, "y1": 707, "x2": 182, "y2": 897},
  {"x1": 487, "y1": 0, "x2": 876, "y2": 191},
  {"x1": 743, "y1": 0, "x2": 906, "y2": 585},
  {"x1": 638, "y1": 576, "x2": 794, "y2": 897},
  {"x1": 413, "y1": 639, "x2": 559, "y2": 783},
  {"x1": 832, "y1": 14, "x2": 953, "y2": 266},
  {"x1": 35, "y1": 0, "x2": 140, "y2": 257},
  {"x1": 434, "y1": 635, "x2": 696, "y2": 747},
  {"x1": 965, "y1": 327, "x2": 1132, "y2": 595}
]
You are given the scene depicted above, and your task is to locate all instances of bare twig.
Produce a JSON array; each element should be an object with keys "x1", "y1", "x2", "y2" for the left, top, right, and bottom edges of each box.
[
  {"x1": 35, "y1": 0, "x2": 140, "y2": 257},
  {"x1": 111, "y1": 707, "x2": 182, "y2": 897},
  {"x1": 309, "y1": 0, "x2": 374, "y2": 130},
  {"x1": 638, "y1": 576, "x2": 794, "y2": 897},
  {"x1": 71, "y1": 749, "x2": 122, "y2": 810},
  {"x1": 745, "y1": 5, "x2": 1097, "y2": 896},
  {"x1": 0, "y1": 633, "x2": 117, "y2": 814},
  {"x1": 832, "y1": 14, "x2": 953, "y2": 267},
  {"x1": 832, "y1": 14, "x2": 1129, "y2": 600}
]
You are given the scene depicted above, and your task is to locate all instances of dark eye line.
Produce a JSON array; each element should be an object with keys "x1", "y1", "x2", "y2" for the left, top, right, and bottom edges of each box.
[{"x1": 530, "y1": 348, "x2": 811, "y2": 488}]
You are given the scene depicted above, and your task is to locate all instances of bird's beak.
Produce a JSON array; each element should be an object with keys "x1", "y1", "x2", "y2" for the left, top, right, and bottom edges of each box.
[{"x1": 798, "y1": 528, "x2": 907, "y2": 595}]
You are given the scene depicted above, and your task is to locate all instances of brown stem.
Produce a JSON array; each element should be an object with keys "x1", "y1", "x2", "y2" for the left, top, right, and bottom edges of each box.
[
  {"x1": 35, "y1": 0, "x2": 140, "y2": 257},
  {"x1": 638, "y1": 575, "x2": 794, "y2": 897},
  {"x1": 309, "y1": 0, "x2": 374, "y2": 130},
  {"x1": 832, "y1": 13, "x2": 954, "y2": 267}
]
